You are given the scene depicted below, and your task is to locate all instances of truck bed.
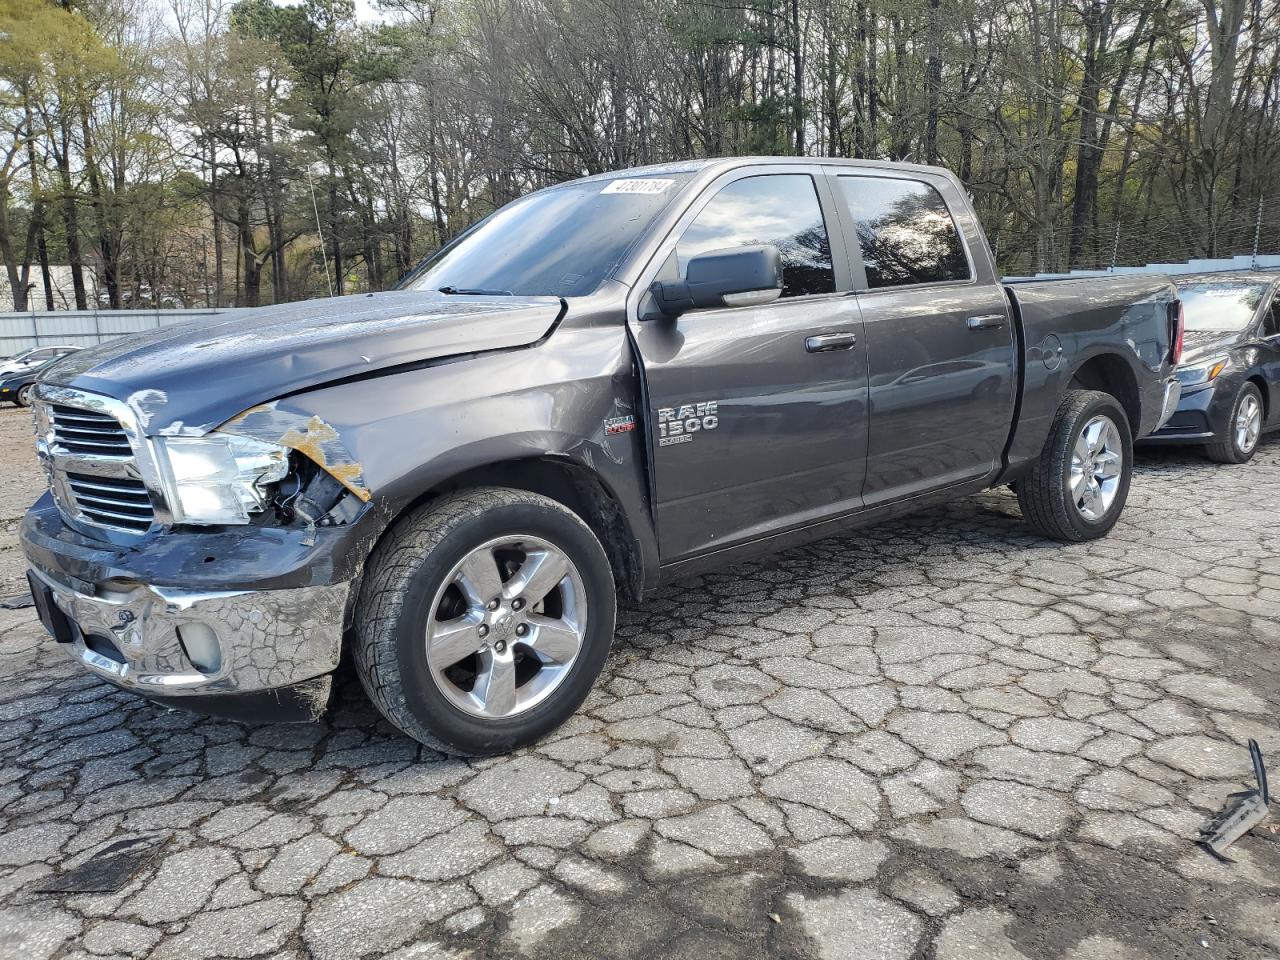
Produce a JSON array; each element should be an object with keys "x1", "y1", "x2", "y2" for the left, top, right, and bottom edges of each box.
[{"x1": 1001, "y1": 274, "x2": 1178, "y2": 473}]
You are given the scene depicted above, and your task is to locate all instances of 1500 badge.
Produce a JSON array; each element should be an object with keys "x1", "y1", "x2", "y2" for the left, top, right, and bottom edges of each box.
[{"x1": 657, "y1": 401, "x2": 719, "y2": 446}]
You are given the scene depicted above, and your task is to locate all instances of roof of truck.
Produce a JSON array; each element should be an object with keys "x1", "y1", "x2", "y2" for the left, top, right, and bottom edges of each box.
[{"x1": 575, "y1": 155, "x2": 959, "y2": 183}]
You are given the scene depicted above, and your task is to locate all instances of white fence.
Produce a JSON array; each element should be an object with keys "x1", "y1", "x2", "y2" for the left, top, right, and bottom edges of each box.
[
  {"x1": 0, "y1": 308, "x2": 236, "y2": 356},
  {"x1": 1004, "y1": 253, "x2": 1280, "y2": 282}
]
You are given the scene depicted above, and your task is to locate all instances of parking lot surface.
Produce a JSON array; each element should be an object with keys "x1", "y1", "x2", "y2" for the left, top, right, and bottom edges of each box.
[{"x1": 1, "y1": 402, "x2": 1278, "y2": 960}]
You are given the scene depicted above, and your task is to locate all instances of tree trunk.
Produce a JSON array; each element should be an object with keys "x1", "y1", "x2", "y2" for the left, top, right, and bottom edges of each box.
[
  {"x1": 790, "y1": 0, "x2": 804, "y2": 154},
  {"x1": 326, "y1": 153, "x2": 343, "y2": 295},
  {"x1": 263, "y1": 80, "x2": 287, "y2": 303},
  {"x1": 23, "y1": 94, "x2": 53, "y2": 310},
  {"x1": 890, "y1": 17, "x2": 911, "y2": 159},
  {"x1": 924, "y1": 0, "x2": 942, "y2": 164},
  {"x1": 35, "y1": 220, "x2": 53, "y2": 311},
  {"x1": 210, "y1": 144, "x2": 224, "y2": 308},
  {"x1": 238, "y1": 189, "x2": 261, "y2": 308},
  {"x1": 1194, "y1": 0, "x2": 1248, "y2": 255},
  {"x1": 55, "y1": 118, "x2": 88, "y2": 310},
  {"x1": 1067, "y1": 0, "x2": 1105, "y2": 268},
  {"x1": 0, "y1": 196, "x2": 26, "y2": 312},
  {"x1": 79, "y1": 107, "x2": 121, "y2": 309},
  {"x1": 866, "y1": 0, "x2": 878, "y2": 157}
]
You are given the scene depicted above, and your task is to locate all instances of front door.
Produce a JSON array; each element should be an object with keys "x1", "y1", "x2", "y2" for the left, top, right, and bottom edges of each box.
[
  {"x1": 830, "y1": 172, "x2": 1017, "y2": 505},
  {"x1": 632, "y1": 170, "x2": 869, "y2": 561}
]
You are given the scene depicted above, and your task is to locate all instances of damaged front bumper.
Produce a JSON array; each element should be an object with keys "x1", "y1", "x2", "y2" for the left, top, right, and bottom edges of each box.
[{"x1": 21, "y1": 495, "x2": 355, "y2": 722}]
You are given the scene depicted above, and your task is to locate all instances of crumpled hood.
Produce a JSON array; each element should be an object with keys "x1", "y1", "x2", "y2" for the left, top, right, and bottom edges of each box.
[
  {"x1": 43, "y1": 291, "x2": 565, "y2": 433},
  {"x1": 1179, "y1": 328, "x2": 1243, "y2": 367}
]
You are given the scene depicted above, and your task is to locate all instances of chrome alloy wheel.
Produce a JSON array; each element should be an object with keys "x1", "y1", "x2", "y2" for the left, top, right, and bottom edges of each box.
[
  {"x1": 1070, "y1": 414, "x2": 1123, "y2": 521},
  {"x1": 1235, "y1": 393, "x2": 1262, "y2": 454},
  {"x1": 425, "y1": 535, "x2": 587, "y2": 720}
]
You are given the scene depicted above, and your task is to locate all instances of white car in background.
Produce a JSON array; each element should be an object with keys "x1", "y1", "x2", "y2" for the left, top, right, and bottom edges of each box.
[{"x1": 0, "y1": 346, "x2": 79, "y2": 380}]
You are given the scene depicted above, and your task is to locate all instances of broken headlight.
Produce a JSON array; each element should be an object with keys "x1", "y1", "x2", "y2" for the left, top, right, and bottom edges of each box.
[{"x1": 158, "y1": 434, "x2": 290, "y2": 525}]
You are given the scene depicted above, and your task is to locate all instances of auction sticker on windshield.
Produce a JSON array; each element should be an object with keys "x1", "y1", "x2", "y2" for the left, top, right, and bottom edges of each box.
[{"x1": 602, "y1": 179, "x2": 674, "y2": 195}]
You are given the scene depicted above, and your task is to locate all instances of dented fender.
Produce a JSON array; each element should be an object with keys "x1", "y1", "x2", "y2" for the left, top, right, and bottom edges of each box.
[{"x1": 237, "y1": 311, "x2": 661, "y2": 594}]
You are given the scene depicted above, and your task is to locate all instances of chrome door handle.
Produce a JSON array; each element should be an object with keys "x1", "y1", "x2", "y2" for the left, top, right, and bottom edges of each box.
[
  {"x1": 805, "y1": 332, "x2": 857, "y2": 352},
  {"x1": 966, "y1": 314, "x2": 1006, "y2": 330}
]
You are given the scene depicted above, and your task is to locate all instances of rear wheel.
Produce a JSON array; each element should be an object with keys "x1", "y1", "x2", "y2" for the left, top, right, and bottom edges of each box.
[
  {"x1": 1205, "y1": 382, "x2": 1262, "y2": 464},
  {"x1": 352, "y1": 487, "x2": 616, "y2": 755},
  {"x1": 1017, "y1": 390, "x2": 1132, "y2": 541}
]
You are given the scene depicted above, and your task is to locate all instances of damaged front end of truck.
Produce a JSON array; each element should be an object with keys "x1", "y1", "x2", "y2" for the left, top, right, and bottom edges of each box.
[
  {"x1": 19, "y1": 290, "x2": 573, "y2": 722},
  {"x1": 23, "y1": 386, "x2": 375, "y2": 722}
]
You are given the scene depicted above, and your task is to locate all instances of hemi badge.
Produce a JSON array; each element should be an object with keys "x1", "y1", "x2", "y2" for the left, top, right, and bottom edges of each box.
[{"x1": 605, "y1": 416, "x2": 636, "y2": 436}]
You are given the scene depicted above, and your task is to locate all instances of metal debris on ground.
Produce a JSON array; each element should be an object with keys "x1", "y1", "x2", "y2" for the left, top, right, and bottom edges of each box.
[
  {"x1": 1197, "y1": 739, "x2": 1271, "y2": 859},
  {"x1": 0, "y1": 592, "x2": 34, "y2": 609},
  {"x1": 35, "y1": 835, "x2": 167, "y2": 893}
]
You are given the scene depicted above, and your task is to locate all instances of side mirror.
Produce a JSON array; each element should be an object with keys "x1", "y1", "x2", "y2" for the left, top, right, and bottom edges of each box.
[{"x1": 650, "y1": 244, "x2": 783, "y2": 317}]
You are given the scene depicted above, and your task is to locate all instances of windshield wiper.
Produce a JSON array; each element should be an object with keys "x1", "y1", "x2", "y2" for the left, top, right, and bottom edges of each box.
[{"x1": 437, "y1": 286, "x2": 514, "y2": 296}]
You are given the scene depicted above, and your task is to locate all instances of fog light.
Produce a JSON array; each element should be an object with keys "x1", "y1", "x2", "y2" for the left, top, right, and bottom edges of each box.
[
  {"x1": 177, "y1": 623, "x2": 222, "y2": 675},
  {"x1": 85, "y1": 634, "x2": 127, "y2": 665}
]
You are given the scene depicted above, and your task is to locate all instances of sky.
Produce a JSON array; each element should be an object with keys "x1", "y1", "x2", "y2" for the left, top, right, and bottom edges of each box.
[
  {"x1": 267, "y1": 0, "x2": 390, "y2": 22},
  {"x1": 353, "y1": 0, "x2": 388, "y2": 22}
]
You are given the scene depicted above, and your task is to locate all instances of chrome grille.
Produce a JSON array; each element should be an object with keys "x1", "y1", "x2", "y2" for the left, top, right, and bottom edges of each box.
[
  {"x1": 65, "y1": 471, "x2": 154, "y2": 532},
  {"x1": 49, "y1": 404, "x2": 133, "y2": 456},
  {"x1": 34, "y1": 387, "x2": 163, "y2": 537}
]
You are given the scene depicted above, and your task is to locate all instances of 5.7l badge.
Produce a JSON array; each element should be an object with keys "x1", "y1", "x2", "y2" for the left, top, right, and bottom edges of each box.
[{"x1": 657, "y1": 401, "x2": 719, "y2": 446}]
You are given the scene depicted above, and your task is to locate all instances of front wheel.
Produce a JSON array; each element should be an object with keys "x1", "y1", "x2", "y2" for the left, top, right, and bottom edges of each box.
[
  {"x1": 16, "y1": 384, "x2": 33, "y2": 407},
  {"x1": 1205, "y1": 382, "x2": 1263, "y2": 464},
  {"x1": 352, "y1": 487, "x2": 616, "y2": 755},
  {"x1": 1017, "y1": 390, "x2": 1133, "y2": 542}
]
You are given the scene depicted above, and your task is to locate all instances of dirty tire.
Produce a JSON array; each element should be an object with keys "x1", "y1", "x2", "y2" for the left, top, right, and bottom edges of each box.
[
  {"x1": 1017, "y1": 389, "x2": 1132, "y2": 542},
  {"x1": 1204, "y1": 381, "x2": 1262, "y2": 464},
  {"x1": 352, "y1": 486, "x2": 616, "y2": 756},
  {"x1": 16, "y1": 384, "x2": 33, "y2": 407}
]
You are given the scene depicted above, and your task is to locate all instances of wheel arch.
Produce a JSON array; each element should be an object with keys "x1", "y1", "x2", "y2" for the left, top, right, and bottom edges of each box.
[
  {"x1": 372, "y1": 456, "x2": 649, "y2": 605},
  {"x1": 1068, "y1": 352, "x2": 1141, "y2": 433},
  {"x1": 1246, "y1": 374, "x2": 1270, "y2": 420}
]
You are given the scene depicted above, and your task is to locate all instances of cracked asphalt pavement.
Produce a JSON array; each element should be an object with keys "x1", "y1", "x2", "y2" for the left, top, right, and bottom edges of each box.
[{"x1": 1, "y1": 404, "x2": 1279, "y2": 960}]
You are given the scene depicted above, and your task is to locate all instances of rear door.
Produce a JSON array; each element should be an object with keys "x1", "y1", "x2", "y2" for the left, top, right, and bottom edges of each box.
[
  {"x1": 630, "y1": 167, "x2": 869, "y2": 561},
  {"x1": 828, "y1": 170, "x2": 1016, "y2": 506}
]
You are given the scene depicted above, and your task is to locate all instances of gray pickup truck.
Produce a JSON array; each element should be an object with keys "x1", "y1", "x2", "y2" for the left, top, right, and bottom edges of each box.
[{"x1": 21, "y1": 157, "x2": 1183, "y2": 754}]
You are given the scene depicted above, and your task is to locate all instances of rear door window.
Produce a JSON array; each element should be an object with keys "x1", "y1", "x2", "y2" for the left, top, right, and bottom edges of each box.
[
  {"x1": 837, "y1": 176, "x2": 970, "y2": 289},
  {"x1": 678, "y1": 174, "x2": 835, "y2": 298}
]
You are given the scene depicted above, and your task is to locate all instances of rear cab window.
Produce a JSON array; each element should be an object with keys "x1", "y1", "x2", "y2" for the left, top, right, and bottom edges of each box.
[{"x1": 836, "y1": 176, "x2": 970, "y2": 289}]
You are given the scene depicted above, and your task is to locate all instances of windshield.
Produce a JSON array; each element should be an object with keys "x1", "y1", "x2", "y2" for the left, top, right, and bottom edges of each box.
[
  {"x1": 1176, "y1": 281, "x2": 1269, "y2": 332},
  {"x1": 402, "y1": 174, "x2": 692, "y2": 298}
]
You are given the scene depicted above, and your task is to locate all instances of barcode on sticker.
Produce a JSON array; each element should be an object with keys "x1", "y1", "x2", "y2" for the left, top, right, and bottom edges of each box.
[{"x1": 601, "y1": 178, "x2": 674, "y2": 195}]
